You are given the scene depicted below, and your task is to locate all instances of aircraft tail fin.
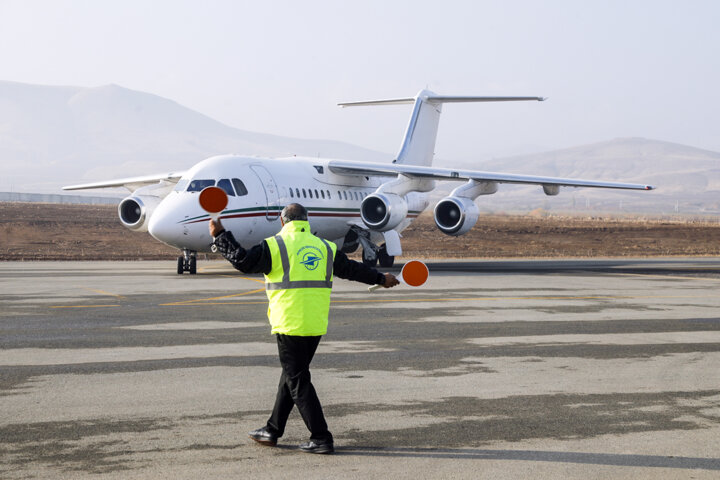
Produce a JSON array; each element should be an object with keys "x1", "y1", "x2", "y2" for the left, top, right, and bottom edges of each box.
[{"x1": 339, "y1": 90, "x2": 545, "y2": 167}]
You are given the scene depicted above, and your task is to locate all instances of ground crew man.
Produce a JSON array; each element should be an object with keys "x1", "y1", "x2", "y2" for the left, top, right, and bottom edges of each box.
[{"x1": 209, "y1": 203, "x2": 398, "y2": 454}]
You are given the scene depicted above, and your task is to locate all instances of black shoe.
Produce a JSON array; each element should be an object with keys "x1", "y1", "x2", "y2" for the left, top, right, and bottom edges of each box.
[
  {"x1": 299, "y1": 440, "x2": 334, "y2": 454},
  {"x1": 248, "y1": 426, "x2": 278, "y2": 446}
]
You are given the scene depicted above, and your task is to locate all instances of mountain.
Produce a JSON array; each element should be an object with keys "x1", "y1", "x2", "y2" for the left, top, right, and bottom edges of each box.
[
  {"x1": 475, "y1": 137, "x2": 720, "y2": 194},
  {"x1": 441, "y1": 137, "x2": 720, "y2": 214},
  {"x1": 0, "y1": 81, "x2": 389, "y2": 193},
  {"x1": 1, "y1": 81, "x2": 718, "y2": 214}
]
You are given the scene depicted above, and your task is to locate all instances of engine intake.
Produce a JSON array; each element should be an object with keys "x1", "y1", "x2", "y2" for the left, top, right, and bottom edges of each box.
[
  {"x1": 118, "y1": 195, "x2": 161, "y2": 232},
  {"x1": 434, "y1": 196, "x2": 479, "y2": 236},
  {"x1": 360, "y1": 193, "x2": 408, "y2": 232}
]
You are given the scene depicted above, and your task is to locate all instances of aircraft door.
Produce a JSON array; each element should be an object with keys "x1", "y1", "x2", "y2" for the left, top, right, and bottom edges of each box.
[{"x1": 250, "y1": 165, "x2": 280, "y2": 221}]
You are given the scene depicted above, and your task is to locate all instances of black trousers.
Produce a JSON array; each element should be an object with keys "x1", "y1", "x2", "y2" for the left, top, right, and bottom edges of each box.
[{"x1": 266, "y1": 334, "x2": 333, "y2": 443}]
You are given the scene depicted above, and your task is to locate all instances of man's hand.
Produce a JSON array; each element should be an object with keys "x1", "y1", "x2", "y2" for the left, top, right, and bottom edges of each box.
[
  {"x1": 382, "y1": 273, "x2": 400, "y2": 288},
  {"x1": 209, "y1": 218, "x2": 224, "y2": 238}
]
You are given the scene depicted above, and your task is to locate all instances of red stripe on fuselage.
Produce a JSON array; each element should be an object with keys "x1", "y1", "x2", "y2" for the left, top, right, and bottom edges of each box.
[{"x1": 183, "y1": 211, "x2": 419, "y2": 225}]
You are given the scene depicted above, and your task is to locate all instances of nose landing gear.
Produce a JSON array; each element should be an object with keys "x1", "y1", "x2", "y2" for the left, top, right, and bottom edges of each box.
[{"x1": 177, "y1": 249, "x2": 197, "y2": 274}]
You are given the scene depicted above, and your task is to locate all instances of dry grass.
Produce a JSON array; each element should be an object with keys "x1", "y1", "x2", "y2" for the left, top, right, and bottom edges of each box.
[
  {"x1": 400, "y1": 211, "x2": 720, "y2": 259},
  {"x1": 0, "y1": 202, "x2": 178, "y2": 261},
  {"x1": 1, "y1": 202, "x2": 720, "y2": 261}
]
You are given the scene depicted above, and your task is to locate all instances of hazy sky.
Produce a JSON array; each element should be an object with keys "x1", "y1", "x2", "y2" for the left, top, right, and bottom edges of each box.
[{"x1": 1, "y1": 0, "x2": 719, "y2": 161}]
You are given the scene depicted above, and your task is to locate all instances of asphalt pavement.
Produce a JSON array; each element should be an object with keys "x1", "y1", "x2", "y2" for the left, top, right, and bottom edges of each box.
[{"x1": 1, "y1": 259, "x2": 720, "y2": 479}]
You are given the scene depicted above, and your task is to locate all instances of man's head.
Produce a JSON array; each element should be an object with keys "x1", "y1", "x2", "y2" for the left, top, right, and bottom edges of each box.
[{"x1": 280, "y1": 203, "x2": 308, "y2": 224}]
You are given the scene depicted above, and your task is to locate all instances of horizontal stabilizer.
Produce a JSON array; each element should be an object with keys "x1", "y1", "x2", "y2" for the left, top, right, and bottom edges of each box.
[
  {"x1": 338, "y1": 97, "x2": 415, "y2": 107},
  {"x1": 426, "y1": 95, "x2": 546, "y2": 103},
  {"x1": 339, "y1": 93, "x2": 546, "y2": 107}
]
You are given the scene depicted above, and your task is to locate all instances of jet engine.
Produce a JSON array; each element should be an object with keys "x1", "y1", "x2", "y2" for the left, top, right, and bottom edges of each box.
[
  {"x1": 360, "y1": 193, "x2": 408, "y2": 232},
  {"x1": 118, "y1": 195, "x2": 162, "y2": 232},
  {"x1": 433, "y1": 196, "x2": 479, "y2": 236}
]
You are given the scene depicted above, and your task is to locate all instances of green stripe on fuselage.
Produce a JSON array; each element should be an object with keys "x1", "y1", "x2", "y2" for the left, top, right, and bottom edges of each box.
[{"x1": 180, "y1": 205, "x2": 422, "y2": 224}]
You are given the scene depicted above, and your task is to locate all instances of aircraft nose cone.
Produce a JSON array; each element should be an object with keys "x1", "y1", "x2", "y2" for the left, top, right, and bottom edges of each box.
[
  {"x1": 147, "y1": 195, "x2": 212, "y2": 251},
  {"x1": 148, "y1": 208, "x2": 176, "y2": 244}
]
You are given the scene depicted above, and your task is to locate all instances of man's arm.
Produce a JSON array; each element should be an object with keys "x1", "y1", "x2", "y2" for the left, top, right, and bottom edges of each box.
[
  {"x1": 210, "y1": 219, "x2": 271, "y2": 275},
  {"x1": 332, "y1": 250, "x2": 399, "y2": 288}
]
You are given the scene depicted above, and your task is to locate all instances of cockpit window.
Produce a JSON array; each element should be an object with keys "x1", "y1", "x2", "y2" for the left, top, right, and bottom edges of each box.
[
  {"x1": 186, "y1": 179, "x2": 215, "y2": 192},
  {"x1": 217, "y1": 178, "x2": 235, "y2": 197},
  {"x1": 232, "y1": 178, "x2": 248, "y2": 196},
  {"x1": 174, "y1": 179, "x2": 189, "y2": 192}
]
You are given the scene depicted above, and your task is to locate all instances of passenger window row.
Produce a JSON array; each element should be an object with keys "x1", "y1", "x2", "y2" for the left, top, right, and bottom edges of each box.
[
  {"x1": 288, "y1": 187, "x2": 371, "y2": 201},
  {"x1": 177, "y1": 177, "x2": 369, "y2": 203}
]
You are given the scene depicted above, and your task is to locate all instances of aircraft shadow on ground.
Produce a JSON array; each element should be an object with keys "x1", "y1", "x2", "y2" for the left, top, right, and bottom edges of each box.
[
  {"x1": 335, "y1": 447, "x2": 720, "y2": 471},
  {"x1": 426, "y1": 259, "x2": 720, "y2": 277}
]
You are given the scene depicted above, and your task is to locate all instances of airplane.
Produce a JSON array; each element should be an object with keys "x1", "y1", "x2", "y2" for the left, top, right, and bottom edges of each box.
[{"x1": 63, "y1": 90, "x2": 655, "y2": 274}]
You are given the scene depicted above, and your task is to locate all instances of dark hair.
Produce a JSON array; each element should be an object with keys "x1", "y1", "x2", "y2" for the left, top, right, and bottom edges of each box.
[{"x1": 281, "y1": 203, "x2": 308, "y2": 223}]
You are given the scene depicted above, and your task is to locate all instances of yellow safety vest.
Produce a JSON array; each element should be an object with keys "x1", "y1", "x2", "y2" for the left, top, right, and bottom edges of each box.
[{"x1": 264, "y1": 220, "x2": 336, "y2": 336}]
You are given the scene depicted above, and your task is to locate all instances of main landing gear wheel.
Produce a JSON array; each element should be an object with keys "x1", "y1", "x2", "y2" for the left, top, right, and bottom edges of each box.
[
  {"x1": 361, "y1": 243, "x2": 377, "y2": 267},
  {"x1": 356, "y1": 228, "x2": 390, "y2": 268},
  {"x1": 378, "y1": 244, "x2": 395, "y2": 268},
  {"x1": 362, "y1": 255, "x2": 378, "y2": 267},
  {"x1": 177, "y1": 250, "x2": 197, "y2": 274}
]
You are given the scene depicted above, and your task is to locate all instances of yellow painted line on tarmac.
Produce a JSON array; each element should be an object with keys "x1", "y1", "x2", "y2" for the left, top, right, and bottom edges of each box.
[
  {"x1": 163, "y1": 301, "x2": 269, "y2": 306},
  {"x1": 237, "y1": 276, "x2": 265, "y2": 284},
  {"x1": 159, "y1": 292, "x2": 717, "y2": 307},
  {"x1": 49, "y1": 287, "x2": 126, "y2": 308},
  {"x1": 197, "y1": 265, "x2": 265, "y2": 283},
  {"x1": 81, "y1": 288, "x2": 126, "y2": 299},
  {"x1": 333, "y1": 293, "x2": 715, "y2": 304},
  {"x1": 50, "y1": 305, "x2": 121, "y2": 309},
  {"x1": 197, "y1": 269, "x2": 244, "y2": 279},
  {"x1": 160, "y1": 287, "x2": 266, "y2": 306}
]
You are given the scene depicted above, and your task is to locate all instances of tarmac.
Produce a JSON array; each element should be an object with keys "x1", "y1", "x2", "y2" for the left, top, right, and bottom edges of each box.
[{"x1": 1, "y1": 258, "x2": 720, "y2": 479}]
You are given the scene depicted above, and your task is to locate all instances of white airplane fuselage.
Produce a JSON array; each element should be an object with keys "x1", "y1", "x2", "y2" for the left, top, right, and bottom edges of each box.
[
  {"x1": 64, "y1": 90, "x2": 654, "y2": 273},
  {"x1": 147, "y1": 154, "x2": 427, "y2": 252}
]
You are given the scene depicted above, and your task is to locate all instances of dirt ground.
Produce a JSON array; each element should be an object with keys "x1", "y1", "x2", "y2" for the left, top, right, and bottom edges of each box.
[{"x1": 1, "y1": 202, "x2": 719, "y2": 261}]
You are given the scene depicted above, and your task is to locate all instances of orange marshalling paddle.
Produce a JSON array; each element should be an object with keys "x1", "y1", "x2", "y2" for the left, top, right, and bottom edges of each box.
[
  {"x1": 368, "y1": 260, "x2": 429, "y2": 292},
  {"x1": 199, "y1": 186, "x2": 229, "y2": 220}
]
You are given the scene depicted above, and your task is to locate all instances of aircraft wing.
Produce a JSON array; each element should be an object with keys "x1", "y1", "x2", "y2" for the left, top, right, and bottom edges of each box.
[
  {"x1": 63, "y1": 172, "x2": 186, "y2": 192},
  {"x1": 327, "y1": 160, "x2": 655, "y2": 191}
]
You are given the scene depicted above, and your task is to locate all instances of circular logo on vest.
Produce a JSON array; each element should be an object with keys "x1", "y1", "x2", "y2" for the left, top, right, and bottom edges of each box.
[{"x1": 298, "y1": 245, "x2": 324, "y2": 271}]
